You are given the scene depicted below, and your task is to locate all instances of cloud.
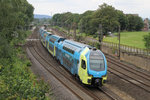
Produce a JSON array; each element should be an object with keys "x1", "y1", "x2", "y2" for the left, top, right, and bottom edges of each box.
[{"x1": 27, "y1": 0, "x2": 150, "y2": 18}]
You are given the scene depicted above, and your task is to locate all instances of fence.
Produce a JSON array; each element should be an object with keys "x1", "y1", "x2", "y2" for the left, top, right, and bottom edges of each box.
[
  {"x1": 50, "y1": 27, "x2": 150, "y2": 58},
  {"x1": 102, "y1": 41, "x2": 150, "y2": 58}
]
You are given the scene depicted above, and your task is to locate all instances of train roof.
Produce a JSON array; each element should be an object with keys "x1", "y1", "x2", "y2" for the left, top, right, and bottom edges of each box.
[
  {"x1": 64, "y1": 40, "x2": 88, "y2": 48},
  {"x1": 51, "y1": 35, "x2": 65, "y2": 39},
  {"x1": 47, "y1": 32, "x2": 52, "y2": 36},
  {"x1": 63, "y1": 40, "x2": 88, "y2": 53}
]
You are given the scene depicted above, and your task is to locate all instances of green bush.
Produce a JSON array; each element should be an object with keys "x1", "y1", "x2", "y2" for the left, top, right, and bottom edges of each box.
[
  {"x1": 0, "y1": 30, "x2": 50, "y2": 99},
  {"x1": 0, "y1": 48, "x2": 50, "y2": 100},
  {"x1": 144, "y1": 32, "x2": 150, "y2": 50}
]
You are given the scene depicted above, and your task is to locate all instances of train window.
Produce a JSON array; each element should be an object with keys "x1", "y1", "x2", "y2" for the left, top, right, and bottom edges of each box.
[
  {"x1": 46, "y1": 41, "x2": 48, "y2": 47},
  {"x1": 89, "y1": 51, "x2": 105, "y2": 71},
  {"x1": 49, "y1": 44, "x2": 54, "y2": 51},
  {"x1": 58, "y1": 38, "x2": 65, "y2": 43},
  {"x1": 44, "y1": 33, "x2": 47, "y2": 38},
  {"x1": 63, "y1": 46, "x2": 74, "y2": 54},
  {"x1": 81, "y1": 60, "x2": 86, "y2": 69},
  {"x1": 63, "y1": 53, "x2": 73, "y2": 67},
  {"x1": 49, "y1": 38, "x2": 56, "y2": 43},
  {"x1": 48, "y1": 34, "x2": 52, "y2": 36}
]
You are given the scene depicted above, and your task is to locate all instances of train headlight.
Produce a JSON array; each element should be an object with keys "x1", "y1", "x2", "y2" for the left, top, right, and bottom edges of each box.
[{"x1": 102, "y1": 75, "x2": 107, "y2": 83}]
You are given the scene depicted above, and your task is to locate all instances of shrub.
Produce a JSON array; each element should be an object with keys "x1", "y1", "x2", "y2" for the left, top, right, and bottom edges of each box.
[
  {"x1": 144, "y1": 33, "x2": 150, "y2": 50},
  {"x1": 0, "y1": 48, "x2": 50, "y2": 99}
]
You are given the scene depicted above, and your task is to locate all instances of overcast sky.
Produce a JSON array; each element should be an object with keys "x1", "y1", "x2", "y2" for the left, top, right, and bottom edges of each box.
[{"x1": 27, "y1": 0, "x2": 150, "y2": 18}]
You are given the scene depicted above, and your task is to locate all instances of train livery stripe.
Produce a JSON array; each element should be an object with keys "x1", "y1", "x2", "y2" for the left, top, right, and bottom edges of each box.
[
  {"x1": 54, "y1": 46, "x2": 56, "y2": 57},
  {"x1": 48, "y1": 42, "x2": 53, "y2": 55},
  {"x1": 78, "y1": 47, "x2": 92, "y2": 85},
  {"x1": 49, "y1": 49, "x2": 53, "y2": 55},
  {"x1": 82, "y1": 47, "x2": 89, "y2": 56},
  {"x1": 45, "y1": 40, "x2": 46, "y2": 47}
]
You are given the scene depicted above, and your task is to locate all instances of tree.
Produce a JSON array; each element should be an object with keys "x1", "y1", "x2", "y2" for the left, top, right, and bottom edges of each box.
[
  {"x1": 149, "y1": 19, "x2": 150, "y2": 29},
  {"x1": 144, "y1": 33, "x2": 150, "y2": 50},
  {"x1": 127, "y1": 14, "x2": 144, "y2": 31},
  {"x1": 93, "y1": 3, "x2": 119, "y2": 34},
  {"x1": 117, "y1": 10, "x2": 128, "y2": 31},
  {"x1": 0, "y1": 0, "x2": 34, "y2": 42},
  {"x1": 51, "y1": 3, "x2": 144, "y2": 35},
  {"x1": 78, "y1": 10, "x2": 94, "y2": 34}
]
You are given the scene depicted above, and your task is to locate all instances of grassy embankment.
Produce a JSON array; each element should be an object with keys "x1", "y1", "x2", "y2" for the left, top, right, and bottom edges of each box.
[
  {"x1": 0, "y1": 31, "x2": 50, "y2": 100},
  {"x1": 51, "y1": 26, "x2": 149, "y2": 49},
  {"x1": 103, "y1": 31, "x2": 149, "y2": 49}
]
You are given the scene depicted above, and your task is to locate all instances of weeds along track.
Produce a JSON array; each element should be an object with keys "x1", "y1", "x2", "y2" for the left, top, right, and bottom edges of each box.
[
  {"x1": 105, "y1": 54, "x2": 150, "y2": 93},
  {"x1": 26, "y1": 28, "x2": 123, "y2": 100}
]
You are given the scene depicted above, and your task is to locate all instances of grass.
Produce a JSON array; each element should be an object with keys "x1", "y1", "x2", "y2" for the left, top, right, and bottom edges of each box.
[
  {"x1": 103, "y1": 31, "x2": 149, "y2": 49},
  {"x1": 51, "y1": 26, "x2": 149, "y2": 49}
]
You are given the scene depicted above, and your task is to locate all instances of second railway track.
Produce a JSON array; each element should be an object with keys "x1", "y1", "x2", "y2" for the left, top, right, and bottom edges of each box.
[
  {"x1": 27, "y1": 28, "x2": 123, "y2": 100},
  {"x1": 105, "y1": 54, "x2": 150, "y2": 93}
]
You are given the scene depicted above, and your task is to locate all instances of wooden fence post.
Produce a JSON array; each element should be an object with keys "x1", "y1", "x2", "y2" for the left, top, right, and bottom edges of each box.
[{"x1": 118, "y1": 25, "x2": 121, "y2": 59}]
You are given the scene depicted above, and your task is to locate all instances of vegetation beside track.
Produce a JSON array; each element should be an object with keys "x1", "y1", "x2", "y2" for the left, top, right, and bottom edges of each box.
[
  {"x1": 0, "y1": 31, "x2": 50, "y2": 100},
  {"x1": 103, "y1": 31, "x2": 149, "y2": 49},
  {"x1": 0, "y1": 0, "x2": 50, "y2": 99},
  {"x1": 51, "y1": 26, "x2": 149, "y2": 49}
]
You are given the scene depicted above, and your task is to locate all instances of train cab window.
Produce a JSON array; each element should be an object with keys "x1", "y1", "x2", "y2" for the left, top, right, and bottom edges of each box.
[
  {"x1": 89, "y1": 51, "x2": 105, "y2": 71},
  {"x1": 81, "y1": 60, "x2": 86, "y2": 69}
]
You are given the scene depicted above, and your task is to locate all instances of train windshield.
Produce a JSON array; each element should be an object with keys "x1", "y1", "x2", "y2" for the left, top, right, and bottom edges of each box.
[{"x1": 89, "y1": 51, "x2": 105, "y2": 71}]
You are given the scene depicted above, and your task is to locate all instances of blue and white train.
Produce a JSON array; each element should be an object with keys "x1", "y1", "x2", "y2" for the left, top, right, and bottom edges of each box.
[{"x1": 39, "y1": 28, "x2": 107, "y2": 86}]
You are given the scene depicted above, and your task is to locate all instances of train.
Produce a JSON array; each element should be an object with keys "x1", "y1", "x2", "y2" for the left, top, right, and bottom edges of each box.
[{"x1": 39, "y1": 28, "x2": 107, "y2": 86}]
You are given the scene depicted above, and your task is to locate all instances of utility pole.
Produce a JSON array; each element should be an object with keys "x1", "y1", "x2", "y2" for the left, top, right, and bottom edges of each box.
[
  {"x1": 73, "y1": 23, "x2": 76, "y2": 40},
  {"x1": 68, "y1": 24, "x2": 70, "y2": 34},
  {"x1": 98, "y1": 24, "x2": 103, "y2": 50},
  {"x1": 118, "y1": 25, "x2": 121, "y2": 59}
]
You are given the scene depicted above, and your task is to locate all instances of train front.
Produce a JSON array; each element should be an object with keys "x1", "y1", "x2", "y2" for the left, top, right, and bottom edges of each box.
[{"x1": 87, "y1": 49, "x2": 107, "y2": 86}]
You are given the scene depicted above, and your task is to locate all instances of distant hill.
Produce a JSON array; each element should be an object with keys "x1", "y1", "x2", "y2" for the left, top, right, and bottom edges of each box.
[{"x1": 34, "y1": 14, "x2": 52, "y2": 19}]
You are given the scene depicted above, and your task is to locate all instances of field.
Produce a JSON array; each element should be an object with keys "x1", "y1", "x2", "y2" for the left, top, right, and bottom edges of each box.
[
  {"x1": 103, "y1": 31, "x2": 149, "y2": 49},
  {"x1": 52, "y1": 26, "x2": 149, "y2": 49}
]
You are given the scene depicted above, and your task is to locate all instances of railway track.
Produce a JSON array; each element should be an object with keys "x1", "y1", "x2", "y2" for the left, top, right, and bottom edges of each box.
[
  {"x1": 105, "y1": 54, "x2": 150, "y2": 93},
  {"x1": 106, "y1": 54, "x2": 150, "y2": 80},
  {"x1": 35, "y1": 40, "x2": 122, "y2": 100},
  {"x1": 28, "y1": 29, "x2": 89, "y2": 100},
  {"x1": 48, "y1": 27, "x2": 150, "y2": 99},
  {"x1": 26, "y1": 28, "x2": 123, "y2": 100}
]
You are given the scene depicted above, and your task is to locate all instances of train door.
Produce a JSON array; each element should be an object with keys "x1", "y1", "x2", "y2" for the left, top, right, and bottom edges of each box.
[
  {"x1": 78, "y1": 47, "x2": 92, "y2": 85},
  {"x1": 78, "y1": 56, "x2": 88, "y2": 84},
  {"x1": 48, "y1": 41, "x2": 54, "y2": 55},
  {"x1": 44, "y1": 33, "x2": 47, "y2": 47},
  {"x1": 46, "y1": 38, "x2": 48, "y2": 48}
]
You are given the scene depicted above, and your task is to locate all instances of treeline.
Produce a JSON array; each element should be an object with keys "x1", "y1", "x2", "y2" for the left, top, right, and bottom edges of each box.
[
  {"x1": 33, "y1": 18, "x2": 51, "y2": 26},
  {"x1": 51, "y1": 3, "x2": 144, "y2": 35},
  {"x1": 0, "y1": 0, "x2": 49, "y2": 99},
  {"x1": 0, "y1": 0, "x2": 34, "y2": 43}
]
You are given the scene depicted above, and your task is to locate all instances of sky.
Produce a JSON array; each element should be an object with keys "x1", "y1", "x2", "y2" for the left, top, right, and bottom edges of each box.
[{"x1": 27, "y1": 0, "x2": 150, "y2": 18}]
